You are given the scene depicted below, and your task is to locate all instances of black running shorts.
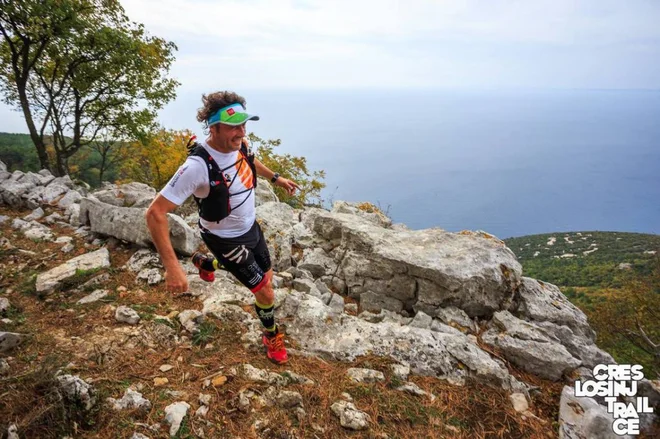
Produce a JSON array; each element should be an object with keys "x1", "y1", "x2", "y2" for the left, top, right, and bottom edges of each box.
[{"x1": 200, "y1": 221, "x2": 272, "y2": 292}]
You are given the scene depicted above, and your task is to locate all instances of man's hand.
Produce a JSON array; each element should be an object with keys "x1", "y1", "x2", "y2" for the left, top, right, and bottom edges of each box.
[
  {"x1": 275, "y1": 177, "x2": 300, "y2": 196},
  {"x1": 165, "y1": 264, "x2": 189, "y2": 295}
]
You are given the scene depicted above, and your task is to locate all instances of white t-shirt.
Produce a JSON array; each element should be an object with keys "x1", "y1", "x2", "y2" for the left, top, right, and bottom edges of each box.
[{"x1": 160, "y1": 141, "x2": 256, "y2": 238}]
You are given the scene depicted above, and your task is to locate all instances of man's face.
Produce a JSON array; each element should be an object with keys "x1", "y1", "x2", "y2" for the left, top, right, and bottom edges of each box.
[{"x1": 213, "y1": 122, "x2": 246, "y2": 151}]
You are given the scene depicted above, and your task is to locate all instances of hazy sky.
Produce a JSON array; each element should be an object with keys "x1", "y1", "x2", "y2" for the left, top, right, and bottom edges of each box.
[{"x1": 2, "y1": 0, "x2": 660, "y2": 133}]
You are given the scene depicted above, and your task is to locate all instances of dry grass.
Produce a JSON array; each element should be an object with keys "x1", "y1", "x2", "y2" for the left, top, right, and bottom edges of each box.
[{"x1": 0, "y1": 205, "x2": 583, "y2": 438}]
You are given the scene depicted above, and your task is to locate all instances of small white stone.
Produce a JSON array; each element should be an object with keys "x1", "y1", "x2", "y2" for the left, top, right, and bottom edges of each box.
[
  {"x1": 77, "y1": 289, "x2": 108, "y2": 304},
  {"x1": 164, "y1": 401, "x2": 190, "y2": 436},
  {"x1": 331, "y1": 400, "x2": 371, "y2": 430},
  {"x1": 0, "y1": 297, "x2": 10, "y2": 313},
  {"x1": 23, "y1": 207, "x2": 44, "y2": 221},
  {"x1": 195, "y1": 405, "x2": 209, "y2": 417},
  {"x1": 115, "y1": 306, "x2": 140, "y2": 325},
  {"x1": 509, "y1": 393, "x2": 529, "y2": 413},
  {"x1": 390, "y1": 364, "x2": 410, "y2": 381},
  {"x1": 347, "y1": 367, "x2": 385, "y2": 383},
  {"x1": 199, "y1": 393, "x2": 212, "y2": 406},
  {"x1": 7, "y1": 424, "x2": 19, "y2": 439}
]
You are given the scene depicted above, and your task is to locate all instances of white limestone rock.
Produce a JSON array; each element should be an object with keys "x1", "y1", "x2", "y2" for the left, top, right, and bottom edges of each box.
[
  {"x1": 107, "y1": 388, "x2": 152, "y2": 411},
  {"x1": 56, "y1": 374, "x2": 96, "y2": 410},
  {"x1": 0, "y1": 358, "x2": 10, "y2": 375},
  {"x1": 178, "y1": 310, "x2": 204, "y2": 333},
  {"x1": 316, "y1": 211, "x2": 520, "y2": 317},
  {"x1": 115, "y1": 306, "x2": 141, "y2": 325},
  {"x1": 238, "y1": 364, "x2": 287, "y2": 386},
  {"x1": 558, "y1": 386, "x2": 632, "y2": 439},
  {"x1": 136, "y1": 268, "x2": 162, "y2": 285},
  {"x1": 125, "y1": 249, "x2": 162, "y2": 272},
  {"x1": 509, "y1": 393, "x2": 529, "y2": 413},
  {"x1": 54, "y1": 236, "x2": 73, "y2": 244},
  {"x1": 430, "y1": 319, "x2": 464, "y2": 336},
  {"x1": 409, "y1": 311, "x2": 433, "y2": 329},
  {"x1": 256, "y1": 201, "x2": 297, "y2": 271},
  {"x1": 359, "y1": 291, "x2": 404, "y2": 313},
  {"x1": 482, "y1": 325, "x2": 580, "y2": 381},
  {"x1": 65, "y1": 203, "x2": 82, "y2": 226},
  {"x1": 164, "y1": 401, "x2": 190, "y2": 437},
  {"x1": 91, "y1": 182, "x2": 156, "y2": 207},
  {"x1": 514, "y1": 277, "x2": 593, "y2": 340},
  {"x1": 279, "y1": 291, "x2": 523, "y2": 391},
  {"x1": 396, "y1": 382, "x2": 436, "y2": 401},
  {"x1": 36, "y1": 247, "x2": 111, "y2": 293},
  {"x1": 0, "y1": 297, "x2": 10, "y2": 313},
  {"x1": 0, "y1": 331, "x2": 25, "y2": 353},
  {"x1": 255, "y1": 177, "x2": 278, "y2": 205},
  {"x1": 6, "y1": 424, "x2": 19, "y2": 439},
  {"x1": 45, "y1": 212, "x2": 64, "y2": 224},
  {"x1": 347, "y1": 368, "x2": 385, "y2": 383},
  {"x1": 390, "y1": 364, "x2": 410, "y2": 381},
  {"x1": 79, "y1": 198, "x2": 200, "y2": 256},
  {"x1": 435, "y1": 306, "x2": 477, "y2": 333},
  {"x1": 23, "y1": 207, "x2": 44, "y2": 221},
  {"x1": 298, "y1": 247, "x2": 337, "y2": 278},
  {"x1": 276, "y1": 390, "x2": 304, "y2": 409},
  {"x1": 57, "y1": 190, "x2": 82, "y2": 209},
  {"x1": 331, "y1": 200, "x2": 392, "y2": 228},
  {"x1": 77, "y1": 289, "x2": 109, "y2": 305},
  {"x1": 331, "y1": 400, "x2": 371, "y2": 430}
]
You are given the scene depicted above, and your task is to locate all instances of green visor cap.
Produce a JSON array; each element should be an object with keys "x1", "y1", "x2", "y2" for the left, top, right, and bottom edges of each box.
[{"x1": 207, "y1": 103, "x2": 260, "y2": 127}]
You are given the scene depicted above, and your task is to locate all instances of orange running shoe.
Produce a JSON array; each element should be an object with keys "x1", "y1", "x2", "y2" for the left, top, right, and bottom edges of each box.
[{"x1": 262, "y1": 330, "x2": 288, "y2": 365}]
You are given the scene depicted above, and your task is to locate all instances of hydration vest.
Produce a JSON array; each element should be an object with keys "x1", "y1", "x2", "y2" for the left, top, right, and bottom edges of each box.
[{"x1": 186, "y1": 138, "x2": 257, "y2": 223}]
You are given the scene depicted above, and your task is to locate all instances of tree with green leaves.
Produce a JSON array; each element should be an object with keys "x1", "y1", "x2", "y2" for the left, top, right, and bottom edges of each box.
[
  {"x1": 247, "y1": 132, "x2": 326, "y2": 207},
  {"x1": 588, "y1": 257, "x2": 660, "y2": 378},
  {"x1": 0, "y1": 0, "x2": 178, "y2": 176}
]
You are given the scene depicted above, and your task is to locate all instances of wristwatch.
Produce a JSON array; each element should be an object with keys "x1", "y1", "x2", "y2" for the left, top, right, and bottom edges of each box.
[{"x1": 271, "y1": 173, "x2": 280, "y2": 183}]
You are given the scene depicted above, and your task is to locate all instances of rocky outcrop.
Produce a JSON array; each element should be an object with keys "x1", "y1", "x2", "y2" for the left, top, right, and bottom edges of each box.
[
  {"x1": 2, "y1": 161, "x2": 642, "y2": 437},
  {"x1": 313, "y1": 212, "x2": 522, "y2": 318},
  {"x1": 255, "y1": 177, "x2": 278, "y2": 206},
  {"x1": 91, "y1": 181, "x2": 156, "y2": 208},
  {"x1": 0, "y1": 168, "x2": 82, "y2": 210},
  {"x1": 79, "y1": 198, "x2": 200, "y2": 256},
  {"x1": 256, "y1": 201, "x2": 297, "y2": 271},
  {"x1": 277, "y1": 290, "x2": 525, "y2": 391}
]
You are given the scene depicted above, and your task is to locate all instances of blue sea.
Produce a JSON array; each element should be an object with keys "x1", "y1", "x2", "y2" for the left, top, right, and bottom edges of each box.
[{"x1": 172, "y1": 89, "x2": 660, "y2": 239}]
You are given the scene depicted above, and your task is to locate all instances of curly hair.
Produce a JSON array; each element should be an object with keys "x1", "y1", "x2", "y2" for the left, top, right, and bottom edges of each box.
[{"x1": 196, "y1": 91, "x2": 247, "y2": 131}]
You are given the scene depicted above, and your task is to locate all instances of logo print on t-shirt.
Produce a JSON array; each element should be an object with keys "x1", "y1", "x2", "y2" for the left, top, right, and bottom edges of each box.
[{"x1": 169, "y1": 165, "x2": 188, "y2": 187}]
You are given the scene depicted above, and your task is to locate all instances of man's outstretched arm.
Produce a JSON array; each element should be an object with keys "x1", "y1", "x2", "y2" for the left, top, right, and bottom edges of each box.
[
  {"x1": 145, "y1": 194, "x2": 188, "y2": 294},
  {"x1": 253, "y1": 158, "x2": 300, "y2": 196}
]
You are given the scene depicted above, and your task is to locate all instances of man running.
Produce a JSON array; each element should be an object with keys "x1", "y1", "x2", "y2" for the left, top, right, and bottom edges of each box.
[{"x1": 145, "y1": 91, "x2": 299, "y2": 364}]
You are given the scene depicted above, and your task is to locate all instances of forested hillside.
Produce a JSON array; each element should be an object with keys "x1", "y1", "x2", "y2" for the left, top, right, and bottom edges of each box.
[
  {"x1": 504, "y1": 231, "x2": 659, "y2": 288},
  {"x1": 505, "y1": 231, "x2": 659, "y2": 378}
]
